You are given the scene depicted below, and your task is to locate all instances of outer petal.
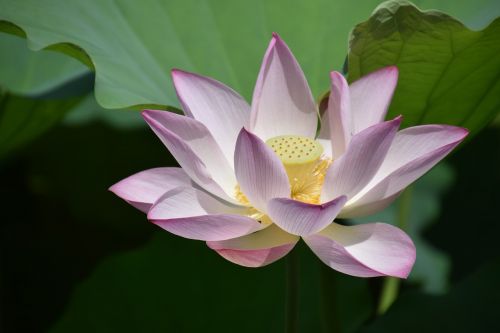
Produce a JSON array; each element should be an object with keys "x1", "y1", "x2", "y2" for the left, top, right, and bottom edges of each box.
[
  {"x1": 234, "y1": 128, "x2": 290, "y2": 213},
  {"x1": 343, "y1": 125, "x2": 468, "y2": 217},
  {"x1": 339, "y1": 192, "x2": 402, "y2": 219},
  {"x1": 250, "y1": 33, "x2": 317, "y2": 140},
  {"x1": 148, "y1": 186, "x2": 261, "y2": 241},
  {"x1": 171, "y1": 69, "x2": 250, "y2": 165},
  {"x1": 321, "y1": 117, "x2": 402, "y2": 202},
  {"x1": 109, "y1": 167, "x2": 192, "y2": 213},
  {"x1": 327, "y1": 71, "x2": 352, "y2": 158},
  {"x1": 207, "y1": 224, "x2": 299, "y2": 267},
  {"x1": 350, "y1": 66, "x2": 399, "y2": 134},
  {"x1": 267, "y1": 196, "x2": 347, "y2": 236},
  {"x1": 142, "y1": 109, "x2": 238, "y2": 203},
  {"x1": 304, "y1": 222, "x2": 415, "y2": 278}
]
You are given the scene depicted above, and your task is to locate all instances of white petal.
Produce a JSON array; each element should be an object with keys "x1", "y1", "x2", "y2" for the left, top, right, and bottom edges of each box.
[
  {"x1": 321, "y1": 117, "x2": 401, "y2": 202},
  {"x1": 267, "y1": 196, "x2": 347, "y2": 236},
  {"x1": 142, "y1": 110, "x2": 237, "y2": 203},
  {"x1": 207, "y1": 224, "x2": 299, "y2": 267},
  {"x1": 172, "y1": 69, "x2": 250, "y2": 166},
  {"x1": 327, "y1": 71, "x2": 352, "y2": 158},
  {"x1": 234, "y1": 128, "x2": 290, "y2": 212},
  {"x1": 350, "y1": 66, "x2": 399, "y2": 134},
  {"x1": 109, "y1": 167, "x2": 192, "y2": 212},
  {"x1": 304, "y1": 222, "x2": 415, "y2": 278},
  {"x1": 148, "y1": 186, "x2": 261, "y2": 241},
  {"x1": 250, "y1": 33, "x2": 317, "y2": 140},
  {"x1": 344, "y1": 125, "x2": 468, "y2": 217}
]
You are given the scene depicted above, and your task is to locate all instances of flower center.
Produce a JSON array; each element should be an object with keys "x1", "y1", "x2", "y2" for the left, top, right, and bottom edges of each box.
[
  {"x1": 234, "y1": 135, "x2": 330, "y2": 224},
  {"x1": 237, "y1": 135, "x2": 330, "y2": 204},
  {"x1": 265, "y1": 135, "x2": 323, "y2": 165},
  {"x1": 265, "y1": 135, "x2": 330, "y2": 205}
]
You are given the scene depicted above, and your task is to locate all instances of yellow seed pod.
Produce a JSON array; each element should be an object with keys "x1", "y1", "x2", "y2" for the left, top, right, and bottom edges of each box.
[{"x1": 265, "y1": 135, "x2": 323, "y2": 165}]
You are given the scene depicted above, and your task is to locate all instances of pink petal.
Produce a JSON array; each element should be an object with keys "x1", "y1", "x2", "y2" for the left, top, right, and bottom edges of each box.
[
  {"x1": 250, "y1": 33, "x2": 317, "y2": 140},
  {"x1": 321, "y1": 117, "x2": 402, "y2": 202},
  {"x1": 344, "y1": 125, "x2": 468, "y2": 217},
  {"x1": 171, "y1": 69, "x2": 250, "y2": 165},
  {"x1": 304, "y1": 222, "x2": 416, "y2": 278},
  {"x1": 148, "y1": 186, "x2": 261, "y2": 241},
  {"x1": 350, "y1": 66, "x2": 399, "y2": 134},
  {"x1": 327, "y1": 71, "x2": 352, "y2": 158},
  {"x1": 207, "y1": 224, "x2": 299, "y2": 267},
  {"x1": 234, "y1": 128, "x2": 290, "y2": 213},
  {"x1": 267, "y1": 196, "x2": 347, "y2": 236},
  {"x1": 142, "y1": 109, "x2": 237, "y2": 203},
  {"x1": 339, "y1": 192, "x2": 402, "y2": 219},
  {"x1": 109, "y1": 167, "x2": 192, "y2": 213}
]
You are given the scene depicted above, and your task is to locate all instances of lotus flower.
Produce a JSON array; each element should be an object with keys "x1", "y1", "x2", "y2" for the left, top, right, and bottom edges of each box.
[{"x1": 110, "y1": 33, "x2": 467, "y2": 278}]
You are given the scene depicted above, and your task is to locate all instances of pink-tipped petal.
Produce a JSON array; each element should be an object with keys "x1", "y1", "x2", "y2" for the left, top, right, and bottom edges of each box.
[
  {"x1": 350, "y1": 66, "x2": 399, "y2": 134},
  {"x1": 171, "y1": 69, "x2": 250, "y2": 165},
  {"x1": 327, "y1": 71, "x2": 352, "y2": 158},
  {"x1": 250, "y1": 33, "x2": 317, "y2": 140},
  {"x1": 267, "y1": 196, "x2": 347, "y2": 236},
  {"x1": 148, "y1": 186, "x2": 261, "y2": 241},
  {"x1": 207, "y1": 224, "x2": 299, "y2": 267},
  {"x1": 109, "y1": 167, "x2": 192, "y2": 213},
  {"x1": 304, "y1": 222, "x2": 415, "y2": 278},
  {"x1": 234, "y1": 128, "x2": 290, "y2": 213},
  {"x1": 142, "y1": 110, "x2": 237, "y2": 203},
  {"x1": 321, "y1": 117, "x2": 402, "y2": 202},
  {"x1": 344, "y1": 125, "x2": 468, "y2": 217}
]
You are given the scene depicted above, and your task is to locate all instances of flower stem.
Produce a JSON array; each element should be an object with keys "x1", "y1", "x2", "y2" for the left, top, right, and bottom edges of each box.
[
  {"x1": 377, "y1": 187, "x2": 413, "y2": 314},
  {"x1": 285, "y1": 249, "x2": 299, "y2": 333},
  {"x1": 377, "y1": 277, "x2": 401, "y2": 314}
]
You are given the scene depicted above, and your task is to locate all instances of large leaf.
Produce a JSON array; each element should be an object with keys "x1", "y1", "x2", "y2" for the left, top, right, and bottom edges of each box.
[
  {"x1": 348, "y1": 0, "x2": 500, "y2": 134},
  {"x1": 0, "y1": 0, "x2": 498, "y2": 109},
  {"x1": 0, "y1": 33, "x2": 88, "y2": 95}
]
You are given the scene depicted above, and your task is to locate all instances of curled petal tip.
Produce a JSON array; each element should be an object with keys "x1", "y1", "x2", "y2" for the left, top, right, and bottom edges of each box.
[
  {"x1": 386, "y1": 65, "x2": 398, "y2": 72},
  {"x1": 393, "y1": 114, "x2": 403, "y2": 123},
  {"x1": 141, "y1": 109, "x2": 152, "y2": 118},
  {"x1": 141, "y1": 109, "x2": 160, "y2": 119},
  {"x1": 330, "y1": 71, "x2": 345, "y2": 80},
  {"x1": 458, "y1": 126, "x2": 470, "y2": 138},
  {"x1": 237, "y1": 127, "x2": 253, "y2": 141},
  {"x1": 108, "y1": 184, "x2": 117, "y2": 193},
  {"x1": 170, "y1": 68, "x2": 182, "y2": 78},
  {"x1": 171, "y1": 68, "x2": 196, "y2": 78}
]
